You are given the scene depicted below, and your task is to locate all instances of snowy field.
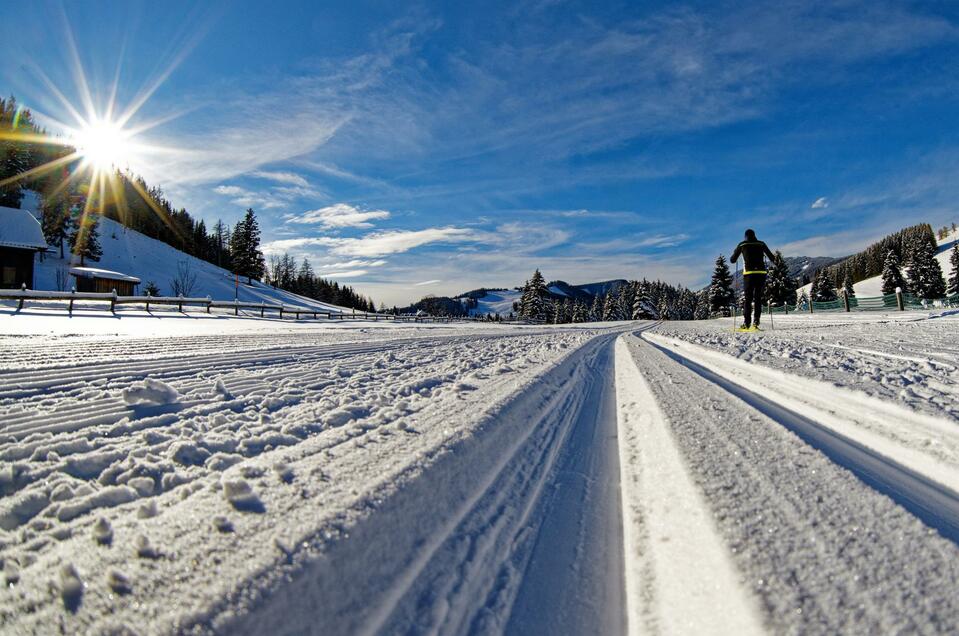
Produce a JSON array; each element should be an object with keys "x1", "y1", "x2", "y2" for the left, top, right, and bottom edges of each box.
[{"x1": 1, "y1": 311, "x2": 958, "y2": 634}]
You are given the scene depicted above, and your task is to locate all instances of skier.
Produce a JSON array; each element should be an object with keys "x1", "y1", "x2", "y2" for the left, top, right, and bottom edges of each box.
[{"x1": 730, "y1": 228, "x2": 775, "y2": 331}]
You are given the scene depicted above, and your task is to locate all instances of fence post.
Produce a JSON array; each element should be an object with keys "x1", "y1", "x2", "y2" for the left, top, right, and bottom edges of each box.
[
  {"x1": 17, "y1": 283, "x2": 25, "y2": 311},
  {"x1": 260, "y1": 305, "x2": 265, "y2": 318},
  {"x1": 178, "y1": 293, "x2": 184, "y2": 313},
  {"x1": 111, "y1": 289, "x2": 117, "y2": 313},
  {"x1": 69, "y1": 287, "x2": 75, "y2": 314},
  {"x1": 843, "y1": 290, "x2": 850, "y2": 312},
  {"x1": 206, "y1": 296, "x2": 212, "y2": 314},
  {"x1": 145, "y1": 292, "x2": 151, "y2": 312},
  {"x1": 895, "y1": 287, "x2": 904, "y2": 311},
  {"x1": 235, "y1": 299, "x2": 239, "y2": 316},
  {"x1": 809, "y1": 298, "x2": 814, "y2": 313}
]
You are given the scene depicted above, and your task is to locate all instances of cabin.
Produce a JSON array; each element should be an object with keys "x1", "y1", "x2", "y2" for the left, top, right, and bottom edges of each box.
[
  {"x1": 0, "y1": 206, "x2": 47, "y2": 289},
  {"x1": 70, "y1": 267, "x2": 141, "y2": 296}
]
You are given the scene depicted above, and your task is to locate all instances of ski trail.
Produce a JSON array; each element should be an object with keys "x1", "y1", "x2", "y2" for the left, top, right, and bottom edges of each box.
[
  {"x1": 643, "y1": 335, "x2": 959, "y2": 501},
  {"x1": 505, "y1": 335, "x2": 625, "y2": 635},
  {"x1": 644, "y1": 333, "x2": 959, "y2": 544},
  {"x1": 615, "y1": 334, "x2": 765, "y2": 635}
]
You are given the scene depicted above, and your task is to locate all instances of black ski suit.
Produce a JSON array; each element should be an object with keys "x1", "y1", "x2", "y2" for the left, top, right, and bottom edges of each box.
[{"x1": 731, "y1": 238, "x2": 775, "y2": 327}]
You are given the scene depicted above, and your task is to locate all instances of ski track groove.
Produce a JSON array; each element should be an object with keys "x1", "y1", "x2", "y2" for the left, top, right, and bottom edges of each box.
[{"x1": 625, "y1": 328, "x2": 959, "y2": 633}]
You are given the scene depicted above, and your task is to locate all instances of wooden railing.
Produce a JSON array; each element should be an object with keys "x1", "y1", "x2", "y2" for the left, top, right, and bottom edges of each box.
[{"x1": 0, "y1": 286, "x2": 455, "y2": 323}]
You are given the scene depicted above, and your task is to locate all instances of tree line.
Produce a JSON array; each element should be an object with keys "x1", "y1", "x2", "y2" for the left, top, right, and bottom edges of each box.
[{"x1": 516, "y1": 269, "x2": 708, "y2": 323}]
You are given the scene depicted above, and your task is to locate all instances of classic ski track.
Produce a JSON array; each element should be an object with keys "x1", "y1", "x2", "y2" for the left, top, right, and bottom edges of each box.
[
  {"x1": 6, "y1": 331, "x2": 636, "y2": 633},
  {"x1": 351, "y1": 334, "x2": 618, "y2": 636},
  {"x1": 615, "y1": 332, "x2": 765, "y2": 636},
  {"x1": 643, "y1": 332, "x2": 959, "y2": 506},
  {"x1": 624, "y1": 330, "x2": 959, "y2": 633}
]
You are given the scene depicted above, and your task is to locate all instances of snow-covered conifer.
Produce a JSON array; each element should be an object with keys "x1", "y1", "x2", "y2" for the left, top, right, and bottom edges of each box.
[
  {"x1": 708, "y1": 255, "x2": 734, "y2": 312},
  {"x1": 881, "y1": 249, "x2": 907, "y2": 295}
]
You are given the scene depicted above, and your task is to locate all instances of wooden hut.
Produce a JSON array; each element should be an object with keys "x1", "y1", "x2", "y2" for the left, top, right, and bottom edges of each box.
[
  {"x1": 70, "y1": 267, "x2": 141, "y2": 295},
  {"x1": 0, "y1": 206, "x2": 47, "y2": 289}
]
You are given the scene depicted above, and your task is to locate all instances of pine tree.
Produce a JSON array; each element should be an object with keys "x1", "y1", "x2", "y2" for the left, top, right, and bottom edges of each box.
[
  {"x1": 694, "y1": 288, "x2": 711, "y2": 319},
  {"x1": 519, "y1": 270, "x2": 550, "y2": 321},
  {"x1": 632, "y1": 280, "x2": 655, "y2": 319},
  {"x1": 765, "y1": 251, "x2": 794, "y2": 306},
  {"x1": 815, "y1": 269, "x2": 837, "y2": 302},
  {"x1": 657, "y1": 296, "x2": 670, "y2": 320},
  {"x1": 948, "y1": 241, "x2": 959, "y2": 296},
  {"x1": 881, "y1": 249, "x2": 907, "y2": 295},
  {"x1": 708, "y1": 255, "x2": 734, "y2": 312},
  {"x1": 809, "y1": 269, "x2": 821, "y2": 302},
  {"x1": 589, "y1": 294, "x2": 603, "y2": 321},
  {"x1": 602, "y1": 293, "x2": 622, "y2": 321},
  {"x1": 908, "y1": 237, "x2": 946, "y2": 299},
  {"x1": 842, "y1": 273, "x2": 855, "y2": 299},
  {"x1": 571, "y1": 300, "x2": 587, "y2": 323},
  {"x1": 230, "y1": 208, "x2": 266, "y2": 284},
  {"x1": 41, "y1": 199, "x2": 74, "y2": 259},
  {"x1": 69, "y1": 213, "x2": 102, "y2": 266}
]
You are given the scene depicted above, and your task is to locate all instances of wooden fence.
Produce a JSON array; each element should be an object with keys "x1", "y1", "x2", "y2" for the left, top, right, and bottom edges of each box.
[{"x1": 0, "y1": 286, "x2": 454, "y2": 323}]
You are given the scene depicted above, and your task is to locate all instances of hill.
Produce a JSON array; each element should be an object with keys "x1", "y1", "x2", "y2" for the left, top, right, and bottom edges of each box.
[{"x1": 27, "y1": 212, "x2": 357, "y2": 313}]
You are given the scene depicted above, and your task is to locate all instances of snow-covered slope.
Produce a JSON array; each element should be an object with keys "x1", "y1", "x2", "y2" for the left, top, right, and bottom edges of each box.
[
  {"x1": 851, "y1": 228, "x2": 957, "y2": 297},
  {"x1": 31, "y1": 216, "x2": 354, "y2": 312},
  {"x1": 795, "y1": 228, "x2": 958, "y2": 298},
  {"x1": 468, "y1": 289, "x2": 521, "y2": 317}
]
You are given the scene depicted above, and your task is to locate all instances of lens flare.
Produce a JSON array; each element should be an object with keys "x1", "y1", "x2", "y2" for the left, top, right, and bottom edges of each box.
[{"x1": 73, "y1": 120, "x2": 131, "y2": 171}]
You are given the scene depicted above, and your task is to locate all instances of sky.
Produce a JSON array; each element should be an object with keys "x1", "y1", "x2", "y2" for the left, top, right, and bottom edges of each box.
[{"x1": 3, "y1": 0, "x2": 959, "y2": 306}]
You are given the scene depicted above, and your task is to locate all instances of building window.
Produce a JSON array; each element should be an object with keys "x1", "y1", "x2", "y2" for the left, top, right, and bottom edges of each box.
[{"x1": 2, "y1": 266, "x2": 17, "y2": 285}]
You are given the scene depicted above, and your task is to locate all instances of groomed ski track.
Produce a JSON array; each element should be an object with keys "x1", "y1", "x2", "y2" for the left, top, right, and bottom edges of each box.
[{"x1": 3, "y1": 319, "x2": 959, "y2": 634}]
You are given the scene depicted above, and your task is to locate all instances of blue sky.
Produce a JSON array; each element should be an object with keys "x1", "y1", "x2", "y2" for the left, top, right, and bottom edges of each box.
[{"x1": 4, "y1": 0, "x2": 959, "y2": 305}]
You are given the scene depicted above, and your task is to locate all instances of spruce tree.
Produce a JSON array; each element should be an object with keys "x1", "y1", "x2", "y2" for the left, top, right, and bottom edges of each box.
[
  {"x1": 694, "y1": 288, "x2": 711, "y2": 319},
  {"x1": 602, "y1": 293, "x2": 621, "y2": 321},
  {"x1": 842, "y1": 273, "x2": 855, "y2": 299},
  {"x1": 908, "y1": 237, "x2": 946, "y2": 299},
  {"x1": 708, "y1": 255, "x2": 734, "y2": 312},
  {"x1": 633, "y1": 280, "x2": 655, "y2": 319},
  {"x1": 589, "y1": 294, "x2": 603, "y2": 321},
  {"x1": 765, "y1": 251, "x2": 792, "y2": 306},
  {"x1": 657, "y1": 296, "x2": 670, "y2": 320},
  {"x1": 230, "y1": 208, "x2": 266, "y2": 284},
  {"x1": 816, "y1": 269, "x2": 837, "y2": 302},
  {"x1": 948, "y1": 241, "x2": 959, "y2": 296},
  {"x1": 571, "y1": 300, "x2": 587, "y2": 323},
  {"x1": 881, "y1": 249, "x2": 907, "y2": 295},
  {"x1": 41, "y1": 199, "x2": 74, "y2": 259},
  {"x1": 69, "y1": 213, "x2": 102, "y2": 266},
  {"x1": 809, "y1": 270, "x2": 821, "y2": 302},
  {"x1": 520, "y1": 269, "x2": 550, "y2": 321}
]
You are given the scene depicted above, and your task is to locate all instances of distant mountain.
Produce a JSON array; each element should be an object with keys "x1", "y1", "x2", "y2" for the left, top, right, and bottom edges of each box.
[
  {"x1": 731, "y1": 255, "x2": 843, "y2": 287},
  {"x1": 449, "y1": 278, "x2": 631, "y2": 317}
]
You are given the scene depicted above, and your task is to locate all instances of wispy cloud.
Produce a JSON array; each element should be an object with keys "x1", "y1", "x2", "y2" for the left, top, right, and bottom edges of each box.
[
  {"x1": 263, "y1": 226, "x2": 478, "y2": 258},
  {"x1": 415, "y1": 279, "x2": 441, "y2": 286},
  {"x1": 811, "y1": 197, "x2": 829, "y2": 209},
  {"x1": 250, "y1": 170, "x2": 310, "y2": 187},
  {"x1": 287, "y1": 203, "x2": 391, "y2": 228}
]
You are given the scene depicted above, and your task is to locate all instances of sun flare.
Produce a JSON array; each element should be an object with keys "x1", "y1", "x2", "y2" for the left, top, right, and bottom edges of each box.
[{"x1": 73, "y1": 120, "x2": 132, "y2": 171}]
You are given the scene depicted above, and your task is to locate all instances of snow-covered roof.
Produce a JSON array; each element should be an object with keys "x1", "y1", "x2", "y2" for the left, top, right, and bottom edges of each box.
[
  {"x1": 70, "y1": 267, "x2": 141, "y2": 283},
  {"x1": 0, "y1": 206, "x2": 47, "y2": 250}
]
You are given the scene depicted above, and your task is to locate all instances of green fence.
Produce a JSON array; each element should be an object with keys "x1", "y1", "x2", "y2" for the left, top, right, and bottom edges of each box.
[{"x1": 762, "y1": 291, "x2": 959, "y2": 314}]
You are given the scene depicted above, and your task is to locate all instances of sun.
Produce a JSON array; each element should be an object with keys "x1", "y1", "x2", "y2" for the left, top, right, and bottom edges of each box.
[{"x1": 74, "y1": 119, "x2": 132, "y2": 171}]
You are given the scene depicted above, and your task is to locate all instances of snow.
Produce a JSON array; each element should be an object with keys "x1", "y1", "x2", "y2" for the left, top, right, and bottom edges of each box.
[
  {"x1": 798, "y1": 227, "x2": 958, "y2": 298},
  {"x1": 467, "y1": 289, "x2": 521, "y2": 317},
  {"x1": 2, "y1": 310, "x2": 958, "y2": 632},
  {"x1": 70, "y1": 266, "x2": 141, "y2": 283},
  {"x1": 31, "y1": 216, "x2": 358, "y2": 313},
  {"x1": 0, "y1": 206, "x2": 46, "y2": 250}
]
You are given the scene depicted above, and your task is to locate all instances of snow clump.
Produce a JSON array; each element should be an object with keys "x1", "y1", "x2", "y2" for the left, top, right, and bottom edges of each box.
[{"x1": 122, "y1": 378, "x2": 181, "y2": 405}]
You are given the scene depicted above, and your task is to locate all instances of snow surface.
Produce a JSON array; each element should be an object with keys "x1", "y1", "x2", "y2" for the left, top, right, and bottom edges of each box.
[
  {"x1": 797, "y1": 227, "x2": 958, "y2": 298},
  {"x1": 2, "y1": 310, "x2": 958, "y2": 633},
  {"x1": 467, "y1": 289, "x2": 521, "y2": 317},
  {"x1": 0, "y1": 206, "x2": 46, "y2": 250},
  {"x1": 31, "y1": 216, "x2": 356, "y2": 313}
]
